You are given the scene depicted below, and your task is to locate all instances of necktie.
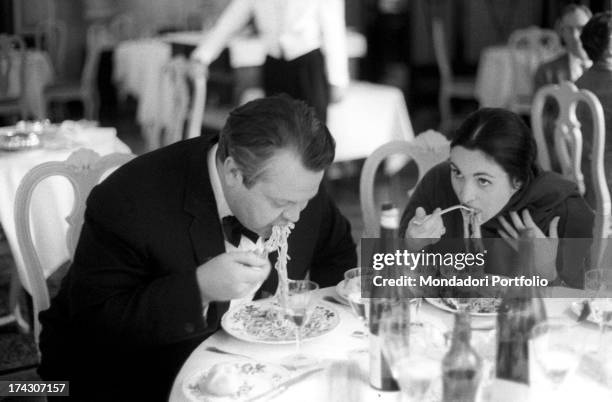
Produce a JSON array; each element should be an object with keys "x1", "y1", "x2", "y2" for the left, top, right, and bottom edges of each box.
[{"x1": 222, "y1": 216, "x2": 259, "y2": 247}]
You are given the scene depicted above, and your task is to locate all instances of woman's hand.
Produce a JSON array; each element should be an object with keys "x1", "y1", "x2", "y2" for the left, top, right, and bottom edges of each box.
[
  {"x1": 497, "y1": 209, "x2": 560, "y2": 281},
  {"x1": 404, "y1": 207, "x2": 446, "y2": 250}
]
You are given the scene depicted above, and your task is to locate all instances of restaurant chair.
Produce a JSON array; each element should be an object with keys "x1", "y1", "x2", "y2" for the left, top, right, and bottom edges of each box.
[
  {"x1": 13, "y1": 149, "x2": 135, "y2": 347},
  {"x1": 532, "y1": 81, "x2": 611, "y2": 267},
  {"x1": 42, "y1": 23, "x2": 107, "y2": 121},
  {"x1": 144, "y1": 57, "x2": 206, "y2": 151},
  {"x1": 34, "y1": 19, "x2": 68, "y2": 80},
  {"x1": 0, "y1": 34, "x2": 27, "y2": 120},
  {"x1": 508, "y1": 26, "x2": 561, "y2": 115},
  {"x1": 432, "y1": 18, "x2": 477, "y2": 134},
  {"x1": 360, "y1": 130, "x2": 450, "y2": 237}
]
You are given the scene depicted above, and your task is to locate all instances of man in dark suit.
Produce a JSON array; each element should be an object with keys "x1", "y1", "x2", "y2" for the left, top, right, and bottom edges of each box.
[{"x1": 38, "y1": 96, "x2": 357, "y2": 401}]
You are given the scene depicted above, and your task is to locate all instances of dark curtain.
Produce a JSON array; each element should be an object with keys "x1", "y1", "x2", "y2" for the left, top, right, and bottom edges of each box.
[{"x1": 0, "y1": 0, "x2": 14, "y2": 33}]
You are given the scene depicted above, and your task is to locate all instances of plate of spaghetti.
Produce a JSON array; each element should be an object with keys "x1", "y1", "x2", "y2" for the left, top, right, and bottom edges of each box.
[{"x1": 221, "y1": 299, "x2": 340, "y2": 344}]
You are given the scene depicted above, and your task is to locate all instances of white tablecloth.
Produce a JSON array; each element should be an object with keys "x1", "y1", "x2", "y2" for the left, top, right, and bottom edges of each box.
[
  {"x1": 114, "y1": 30, "x2": 367, "y2": 131},
  {"x1": 6, "y1": 50, "x2": 54, "y2": 119},
  {"x1": 0, "y1": 125, "x2": 131, "y2": 293},
  {"x1": 169, "y1": 286, "x2": 611, "y2": 402},
  {"x1": 328, "y1": 81, "x2": 414, "y2": 172},
  {"x1": 475, "y1": 45, "x2": 559, "y2": 108}
]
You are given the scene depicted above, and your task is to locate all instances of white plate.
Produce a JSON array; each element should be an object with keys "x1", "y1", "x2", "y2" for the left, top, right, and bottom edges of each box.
[
  {"x1": 570, "y1": 300, "x2": 612, "y2": 326},
  {"x1": 221, "y1": 299, "x2": 340, "y2": 344},
  {"x1": 183, "y1": 359, "x2": 290, "y2": 402},
  {"x1": 425, "y1": 297, "x2": 500, "y2": 317}
]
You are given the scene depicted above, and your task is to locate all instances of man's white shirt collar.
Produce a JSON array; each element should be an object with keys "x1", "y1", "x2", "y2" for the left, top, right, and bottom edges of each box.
[{"x1": 207, "y1": 143, "x2": 264, "y2": 307}]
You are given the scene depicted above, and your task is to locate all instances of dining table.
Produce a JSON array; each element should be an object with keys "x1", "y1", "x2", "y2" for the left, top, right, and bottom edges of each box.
[
  {"x1": 475, "y1": 45, "x2": 561, "y2": 109},
  {"x1": 0, "y1": 121, "x2": 132, "y2": 295},
  {"x1": 169, "y1": 286, "x2": 612, "y2": 402}
]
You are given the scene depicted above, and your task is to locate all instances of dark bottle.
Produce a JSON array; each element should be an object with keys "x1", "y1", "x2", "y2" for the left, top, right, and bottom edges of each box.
[
  {"x1": 495, "y1": 228, "x2": 547, "y2": 384},
  {"x1": 369, "y1": 203, "x2": 400, "y2": 391},
  {"x1": 442, "y1": 311, "x2": 482, "y2": 402}
]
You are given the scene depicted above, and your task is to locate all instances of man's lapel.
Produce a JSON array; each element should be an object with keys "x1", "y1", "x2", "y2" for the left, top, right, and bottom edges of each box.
[
  {"x1": 183, "y1": 137, "x2": 229, "y2": 317},
  {"x1": 184, "y1": 137, "x2": 225, "y2": 264}
]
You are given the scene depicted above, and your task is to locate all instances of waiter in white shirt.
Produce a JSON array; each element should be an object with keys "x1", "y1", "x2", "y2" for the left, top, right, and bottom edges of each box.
[{"x1": 192, "y1": 0, "x2": 350, "y2": 122}]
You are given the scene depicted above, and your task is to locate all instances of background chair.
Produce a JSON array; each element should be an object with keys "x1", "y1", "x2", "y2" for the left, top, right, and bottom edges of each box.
[
  {"x1": 532, "y1": 81, "x2": 602, "y2": 192},
  {"x1": 0, "y1": 34, "x2": 27, "y2": 121},
  {"x1": 13, "y1": 149, "x2": 135, "y2": 347},
  {"x1": 109, "y1": 13, "x2": 136, "y2": 43},
  {"x1": 432, "y1": 18, "x2": 477, "y2": 134},
  {"x1": 34, "y1": 19, "x2": 68, "y2": 80},
  {"x1": 360, "y1": 130, "x2": 450, "y2": 237},
  {"x1": 144, "y1": 57, "x2": 206, "y2": 151},
  {"x1": 532, "y1": 81, "x2": 610, "y2": 267},
  {"x1": 42, "y1": 24, "x2": 107, "y2": 121},
  {"x1": 508, "y1": 26, "x2": 561, "y2": 115}
]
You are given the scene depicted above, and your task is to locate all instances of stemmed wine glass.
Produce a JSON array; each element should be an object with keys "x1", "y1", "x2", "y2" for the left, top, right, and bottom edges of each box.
[
  {"x1": 584, "y1": 268, "x2": 612, "y2": 351},
  {"x1": 283, "y1": 279, "x2": 319, "y2": 368},
  {"x1": 531, "y1": 318, "x2": 580, "y2": 390},
  {"x1": 380, "y1": 300, "x2": 448, "y2": 401},
  {"x1": 344, "y1": 268, "x2": 370, "y2": 337}
]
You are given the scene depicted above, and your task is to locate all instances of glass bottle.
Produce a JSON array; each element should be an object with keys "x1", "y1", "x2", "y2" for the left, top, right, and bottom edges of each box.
[
  {"x1": 495, "y1": 228, "x2": 547, "y2": 383},
  {"x1": 442, "y1": 311, "x2": 482, "y2": 402},
  {"x1": 369, "y1": 203, "x2": 400, "y2": 391}
]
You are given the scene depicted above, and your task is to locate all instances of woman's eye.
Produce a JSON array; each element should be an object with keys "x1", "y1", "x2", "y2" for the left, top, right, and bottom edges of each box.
[{"x1": 477, "y1": 178, "x2": 491, "y2": 187}]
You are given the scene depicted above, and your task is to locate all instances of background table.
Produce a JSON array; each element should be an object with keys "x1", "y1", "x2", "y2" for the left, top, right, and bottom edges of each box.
[
  {"x1": 327, "y1": 81, "x2": 414, "y2": 172},
  {"x1": 170, "y1": 286, "x2": 612, "y2": 402},
  {"x1": 475, "y1": 45, "x2": 559, "y2": 108},
  {"x1": 0, "y1": 124, "x2": 131, "y2": 294}
]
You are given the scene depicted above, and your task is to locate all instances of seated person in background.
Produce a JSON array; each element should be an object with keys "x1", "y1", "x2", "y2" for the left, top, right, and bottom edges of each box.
[
  {"x1": 576, "y1": 11, "x2": 612, "y2": 209},
  {"x1": 534, "y1": 4, "x2": 592, "y2": 88},
  {"x1": 38, "y1": 96, "x2": 357, "y2": 401},
  {"x1": 400, "y1": 108, "x2": 593, "y2": 289},
  {"x1": 533, "y1": 4, "x2": 592, "y2": 171}
]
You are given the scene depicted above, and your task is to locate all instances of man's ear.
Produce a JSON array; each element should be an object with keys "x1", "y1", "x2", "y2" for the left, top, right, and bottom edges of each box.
[{"x1": 222, "y1": 157, "x2": 243, "y2": 187}]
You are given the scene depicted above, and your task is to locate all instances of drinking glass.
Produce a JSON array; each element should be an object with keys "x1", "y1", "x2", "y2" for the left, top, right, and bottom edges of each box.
[
  {"x1": 344, "y1": 268, "x2": 370, "y2": 336},
  {"x1": 584, "y1": 269, "x2": 612, "y2": 351},
  {"x1": 380, "y1": 301, "x2": 448, "y2": 401},
  {"x1": 531, "y1": 318, "x2": 580, "y2": 389},
  {"x1": 283, "y1": 279, "x2": 319, "y2": 367}
]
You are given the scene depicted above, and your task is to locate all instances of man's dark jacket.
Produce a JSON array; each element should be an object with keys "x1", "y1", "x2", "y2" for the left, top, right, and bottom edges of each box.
[{"x1": 38, "y1": 136, "x2": 357, "y2": 401}]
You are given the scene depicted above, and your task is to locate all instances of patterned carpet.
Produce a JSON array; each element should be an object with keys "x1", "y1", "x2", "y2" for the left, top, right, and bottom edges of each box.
[{"x1": 0, "y1": 249, "x2": 38, "y2": 378}]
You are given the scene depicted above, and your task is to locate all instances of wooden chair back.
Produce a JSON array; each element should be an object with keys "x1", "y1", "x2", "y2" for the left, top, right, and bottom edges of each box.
[
  {"x1": 432, "y1": 18, "x2": 452, "y2": 87},
  {"x1": 532, "y1": 81, "x2": 610, "y2": 267},
  {"x1": 360, "y1": 130, "x2": 450, "y2": 237},
  {"x1": 508, "y1": 27, "x2": 561, "y2": 113},
  {"x1": 145, "y1": 58, "x2": 206, "y2": 150},
  {"x1": 0, "y1": 34, "x2": 27, "y2": 119},
  {"x1": 14, "y1": 149, "x2": 135, "y2": 346},
  {"x1": 35, "y1": 19, "x2": 67, "y2": 79}
]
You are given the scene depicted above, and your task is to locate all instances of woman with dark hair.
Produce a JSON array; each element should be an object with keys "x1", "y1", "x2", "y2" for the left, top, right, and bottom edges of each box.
[{"x1": 400, "y1": 108, "x2": 593, "y2": 288}]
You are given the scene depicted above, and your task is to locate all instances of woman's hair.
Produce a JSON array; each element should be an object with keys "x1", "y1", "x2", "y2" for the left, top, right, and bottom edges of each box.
[
  {"x1": 580, "y1": 11, "x2": 612, "y2": 63},
  {"x1": 451, "y1": 108, "x2": 538, "y2": 185}
]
